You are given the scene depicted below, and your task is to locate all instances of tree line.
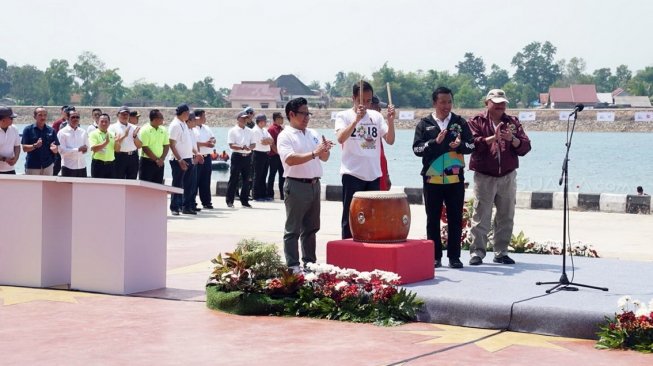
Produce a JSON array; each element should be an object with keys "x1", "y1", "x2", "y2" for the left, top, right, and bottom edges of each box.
[{"x1": 1, "y1": 41, "x2": 652, "y2": 109}]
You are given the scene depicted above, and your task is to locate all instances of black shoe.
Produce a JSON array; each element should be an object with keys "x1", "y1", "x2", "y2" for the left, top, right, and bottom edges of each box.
[
  {"x1": 448, "y1": 259, "x2": 464, "y2": 269},
  {"x1": 227, "y1": 203, "x2": 234, "y2": 208},
  {"x1": 171, "y1": 210, "x2": 180, "y2": 216},
  {"x1": 469, "y1": 256, "x2": 483, "y2": 266},
  {"x1": 203, "y1": 205, "x2": 214, "y2": 209},
  {"x1": 193, "y1": 207, "x2": 202, "y2": 212},
  {"x1": 181, "y1": 209, "x2": 197, "y2": 215},
  {"x1": 434, "y1": 259, "x2": 442, "y2": 268},
  {"x1": 241, "y1": 203, "x2": 252, "y2": 208},
  {"x1": 493, "y1": 255, "x2": 516, "y2": 264}
]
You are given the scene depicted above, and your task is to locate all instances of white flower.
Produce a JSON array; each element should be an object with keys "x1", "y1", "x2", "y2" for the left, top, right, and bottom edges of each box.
[
  {"x1": 635, "y1": 306, "x2": 649, "y2": 317},
  {"x1": 304, "y1": 273, "x2": 317, "y2": 283},
  {"x1": 334, "y1": 281, "x2": 348, "y2": 291},
  {"x1": 632, "y1": 299, "x2": 643, "y2": 308},
  {"x1": 648, "y1": 299, "x2": 653, "y2": 312},
  {"x1": 617, "y1": 296, "x2": 632, "y2": 309}
]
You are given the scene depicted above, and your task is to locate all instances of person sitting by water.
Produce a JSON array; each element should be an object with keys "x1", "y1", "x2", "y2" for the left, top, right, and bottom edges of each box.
[
  {"x1": 211, "y1": 149, "x2": 218, "y2": 160},
  {"x1": 219, "y1": 150, "x2": 229, "y2": 162},
  {"x1": 637, "y1": 186, "x2": 647, "y2": 195}
]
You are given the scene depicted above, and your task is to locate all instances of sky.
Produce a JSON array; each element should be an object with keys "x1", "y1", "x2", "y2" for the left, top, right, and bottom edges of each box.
[{"x1": 2, "y1": 0, "x2": 652, "y2": 89}]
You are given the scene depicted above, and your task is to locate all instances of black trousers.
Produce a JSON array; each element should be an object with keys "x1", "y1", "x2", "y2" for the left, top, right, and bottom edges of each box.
[
  {"x1": 114, "y1": 152, "x2": 139, "y2": 179},
  {"x1": 61, "y1": 166, "x2": 87, "y2": 177},
  {"x1": 252, "y1": 151, "x2": 269, "y2": 200},
  {"x1": 91, "y1": 159, "x2": 116, "y2": 179},
  {"x1": 341, "y1": 174, "x2": 380, "y2": 239},
  {"x1": 196, "y1": 155, "x2": 213, "y2": 206},
  {"x1": 226, "y1": 153, "x2": 251, "y2": 205},
  {"x1": 0, "y1": 170, "x2": 16, "y2": 175},
  {"x1": 139, "y1": 158, "x2": 164, "y2": 184},
  {"x1": 423, "y1": 180, "x2": 465, "y2": 260},
  {"x1": 53, "y1": 154, "x2": 62, "y2": 176},
  {"x1": 267, "y1": 154, "x2": 285, "y2": 200}
]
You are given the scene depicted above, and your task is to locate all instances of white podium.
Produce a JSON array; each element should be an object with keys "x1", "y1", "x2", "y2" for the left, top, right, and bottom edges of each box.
[
  {"x1": 0, "y1": 175, "x2": 72, "y2": 287},
  {"x1": 58, "y1": 177, "x2": 182, "y2": 295}
]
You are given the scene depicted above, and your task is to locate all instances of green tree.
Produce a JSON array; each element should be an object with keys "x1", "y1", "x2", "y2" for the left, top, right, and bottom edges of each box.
[
  {"x1": 308, "y1": 80, "x2": 321, "y2": 90},
  {"x1": 627, "y1": 67, "x2": 653, "y2": 96},
  {"x1": 95, "y1": 69, "x2": 126, "y2": 106},
  {"x1": 191, "y1": 77, "x2": 219, "y2": 107},
  {"x1": 511, "y1": 41, "x2": 561, "y2": 93},
  {"x1": 501, "y1": 81, "x2": 536, "y2": 108},
  {"x1": 73, "y1": 51, "x2": 105, "y2": 104},
  {"x1": 592, "y1": 68, "x2": 614, "y2": 92},
  {"x1": 8, "y1": 65, "x2": 49, "y2": 105},
  {"x1": 45, "y1": 59, "x2": 74, "y2": 105},
  {"x1": 555, "y1": 57, "x2": 593, "y2": 86},
  {"x1": 0, "y1": 58, "x2": 11, "y2": 98},
  {"x1": 332, "y1": 71, "x2": 364, "y2": 98},
  {"x1": 486, "y1": 64, "x2": 510, "y2": 90},
  {"x1": 614, "y1": 64, "x2": 632, "y2": 88},
  {"x1": 456, "y1": 52, "x2": 487, "y2": 89}
]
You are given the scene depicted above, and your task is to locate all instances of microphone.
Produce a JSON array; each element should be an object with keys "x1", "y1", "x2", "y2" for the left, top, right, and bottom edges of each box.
[{"x1": 568, "y1": 104, "x2": 584, "y2": 117}]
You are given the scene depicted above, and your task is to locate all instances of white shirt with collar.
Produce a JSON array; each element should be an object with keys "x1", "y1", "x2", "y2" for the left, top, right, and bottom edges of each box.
[
  {"x1": 168, "y1": 117, "x2": 194, "y2": 159},
  {"x1": 432, "y1": 112, "x2": 451, "y2": 131},
  {"x1": 0, "y1": 125, "x2": 20, "y2": 172},
  {"x1": 108, "y1": 121, "x2": 138, "y2": 152},
  {"x1": 227, "y1": 125, "x2": 254, "y2": 155},
  {"x1": 251, "y1": 125, "x2": 272, "y2": 153},
  {"x1": 277, "y1": 125, "x2": 323, "y2": 179},
  {"x1": 87, "y1": 123, "x2": 99, "y2": 134},
  {"x1": 193, "y1": 124, "x2": 215, "y2": 155},
  {"x1": 57, "y1": 125, "x2": 89, "y2": 169}
]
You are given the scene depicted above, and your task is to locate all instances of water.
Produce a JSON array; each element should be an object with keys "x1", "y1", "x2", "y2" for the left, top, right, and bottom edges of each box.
[{"x1": 10, "y1": 124, "x2": 653, "y2": 194}]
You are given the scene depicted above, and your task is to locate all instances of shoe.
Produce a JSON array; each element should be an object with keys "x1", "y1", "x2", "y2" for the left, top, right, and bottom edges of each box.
[
  {"x1": 242, "y1": 203, "x2": 252, "y2": 208},
  {"x1": 469, "y1": 256, "x2": 483, "y2": 266},
  {"x1": 193, "y1": 207, "x2": 202, "y2": 212},
  {"x1": 493, "y1": 255, "x2": 516, "y2": 264},
  {"x1": 171, "y1": 210, "x2": 180, "y2": 216},
  {"x1": 448, "y1": 259, "x2": 464, "y2": 269},
  {"x1": 181, "y1": 209, "x2": 197, "y2": 215},
  {"x1": 434, "y1": 259, "x2": 442, "y2": 268},
  {"x1": 254, "y1": 199, "x2": 267, "y2": 202},
  {"x1": 203, "y1": 205, "x2": 214, "y2": 209},
  {"x1": 265, "y1": 197, "x2": 274, "y2": 201},
  {"x1": 288, "y1": 265, "x2": 302, "y2": 274},
  {"x1": 227, "y1": 203, "x2": 234, "y2": 208}
]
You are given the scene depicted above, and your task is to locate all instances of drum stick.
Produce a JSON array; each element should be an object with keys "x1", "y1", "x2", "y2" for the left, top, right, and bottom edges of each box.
[
  {"x1": 359, "y1": 79, "x2": 364, "y2": 105},
  {"x1": 386, "y1": 82, "x2": 393, "y2": 105}
]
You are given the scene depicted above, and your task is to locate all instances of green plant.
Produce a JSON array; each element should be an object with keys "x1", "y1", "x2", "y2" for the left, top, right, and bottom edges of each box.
[
  {"x1": 509, "y1": 230, "x2": 532, "y2": 253},
  {"x1": 596, "y1": 296, "x2": 653, "y2": 353}
]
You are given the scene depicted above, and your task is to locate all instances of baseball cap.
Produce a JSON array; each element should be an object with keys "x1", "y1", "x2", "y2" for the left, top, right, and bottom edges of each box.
[
  {"x1": 0, "y1": 107, "x2": 17, "y2": 119},
  {"x1": 371, "y1": 95, "x2": 388, "y2": 108},
  {"x1": 485, "y1": 89, "x2": 509, "y2": 104},
  {"x1": 243, "y1": 107, "x2": 254, "y2": 114},
  {"x1": 118, "y1": 106, "x2": 131, "y2": 114},
  {"x1": 129, "y1": 111, "x2": 141, "y2": 117},
  {"x1": 236, "y1": 111, "x2": 249, "y2": 119}
]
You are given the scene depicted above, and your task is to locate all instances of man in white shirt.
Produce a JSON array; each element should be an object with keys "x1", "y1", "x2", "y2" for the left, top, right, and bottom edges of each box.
[
  {"x1": 57, "y1": 109, "x2": 89, "y2": 177},
  {"x1": 251, "y1": 114, "x2": 274, "y2": 201},
  {"x1": 87, "y1": 108, "x2": 102, "y2": 134},
  {"x1": 192, "y1": 109, "x2": 216, "y2": 209},
  {"x1": 0, "y1": 107, "x2": 21, "y2": 175},
  {"x1": 109, "y1": 106, "x2": 142, "y2": 179},
  {"x1": 168, "y1": 104, "x2": 196, "y2": 215},
  {"x1": 277, "y1": 97, "x2": 333, "y2": 273},
  {"x1": 334, "y1": 81, "x2": 396, "y2": 239},
  {"x1": 226, "y1": 111, "x2": 256, "y2": 208}
]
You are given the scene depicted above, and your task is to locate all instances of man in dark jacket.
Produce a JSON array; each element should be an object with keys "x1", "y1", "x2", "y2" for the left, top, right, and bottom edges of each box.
[
  {"x1": 467, "y1": 89, "x2": 531, "y2": 266},
  {"x1": 413, "y1": 87, "x2": 475, "y2": 269}
]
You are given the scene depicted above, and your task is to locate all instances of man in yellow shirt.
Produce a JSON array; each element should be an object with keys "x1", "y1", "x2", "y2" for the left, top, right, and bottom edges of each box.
[
  {"x1": 89, "y1": 113, "x2": 118, "y2": 178},
  {"x1": 138, "y1": 109, "x2": 170, "y2": 184}
]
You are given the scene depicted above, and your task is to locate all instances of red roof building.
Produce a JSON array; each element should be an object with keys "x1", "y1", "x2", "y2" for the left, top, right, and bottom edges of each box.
[
  {"x1": 548, "y1": 84, "x2": 599, "y2": 109},
  {"x1": 228, "y1": 82, "x2": 282, "y2": 109}
]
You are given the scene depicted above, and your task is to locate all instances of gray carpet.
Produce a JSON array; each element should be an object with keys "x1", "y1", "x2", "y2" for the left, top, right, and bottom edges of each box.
[{"x1": 404, "y1": 252, "x2": 653, "y2": 339}]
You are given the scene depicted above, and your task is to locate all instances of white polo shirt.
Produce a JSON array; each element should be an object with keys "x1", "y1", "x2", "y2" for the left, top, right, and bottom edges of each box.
[
  {"x1": 277, "y1": 125, "x2": 323, "y2": 179},
  {"x1": 108, "y1": 121, "x2": 138, "y2": 152},
  {"x1": 0, "y1": 125, "x2": 20, "y2": 172},
  {"x1": 251, "y1": 125, "x2": 271, "y2": 153},
  {"x1": 87, "y1": 123, "x2": 99, "y2": 134},
  {"x1": 227, "y1": 125, "x2": 254, "y2": 155},
  {"x1": 168, "y1": 117, "x2": 194, "y2": 159},
  {"x1": 193, "y1": 125, "x2": 216, "y2": 155},
  {"x1": 334, "y1": 108, "x2": 388, "y2": 181},
  {"x1": 57, "y1": 125, "x2": 89, "y2": 169}
]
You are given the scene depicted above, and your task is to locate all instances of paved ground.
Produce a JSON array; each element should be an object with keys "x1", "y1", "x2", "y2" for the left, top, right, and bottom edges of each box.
[{"x1": 1, "y1": 199, "x2": 651, "y2": 365}]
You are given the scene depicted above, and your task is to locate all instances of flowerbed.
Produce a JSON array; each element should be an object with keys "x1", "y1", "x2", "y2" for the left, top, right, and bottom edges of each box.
[
  {"x1": 206, "y1": 239, "x2": 423, "y2": 325},
  {"x1": 596, "y1": 296, "x2": 653, "y2": 353}
]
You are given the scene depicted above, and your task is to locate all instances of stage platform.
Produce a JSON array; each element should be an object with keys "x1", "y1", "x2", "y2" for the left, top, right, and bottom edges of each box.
[{"x1": 407, "y1": 252, "x2": 652, "y2": 340}]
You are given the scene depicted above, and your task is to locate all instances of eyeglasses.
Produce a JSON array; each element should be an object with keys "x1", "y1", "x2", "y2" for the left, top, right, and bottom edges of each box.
[
  {"x1": 294, "y1": 111, "x2": 312, "y2": 117},
  {"x1": 70, "y1": 116, "x2": 81, "y2": 120}
]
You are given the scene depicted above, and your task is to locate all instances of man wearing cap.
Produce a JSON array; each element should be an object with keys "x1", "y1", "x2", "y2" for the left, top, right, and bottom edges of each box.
[
  {"x1": 87, "y1": 108, "x2": 103, "y2": 134},
  {"x1": 21, "y1": 107, "x2": 60, "y2": 175},
  {"x1": 467, "y1": 89, "x2": 532, "y2": 266},
  {"x1": 226, "y1": 111, "x2": 256, "y2": 208},
  {"x1": 192, "y1": 109, "x2": 215, "y2": 209},
  {"x1": 168, "y1": 104, "x2": 196, "y2": 215},
  {"x1": 138, "y1": 109, "x2": 169, "y2": 184},
  {"x1": 129, "y1": 110, "x2": 140, "y2": 125},
  {"x1": 413, "y1": 87, "x2": 475, "y2": 269},
  {"x1": 277, "y1": 97, "x2": 333, "y2": 273},
  {"x1": 57, "y1": 109, "x2": 89, "y2": 177},
  {"x1": 266, "y1": 112, "x2": 285, "y2": 200},
  {"x1": 244, "y1": 107, "x2": 255, "y2": 129},
  {"x1": 335, "y1": 81, "x2": 396, "y2": 239},
  {"x1": 89, "y1": 113, "x2": 117, "y2": 178},
  {"x1": 0, "y1": 107, "x2": 21, "y2": 174},
  {"x1": 109, "y1": 106, "x2": 142, "y2": 180},
  {"x1": 251, "y1": 113, "x2": 273, "y2": 201}
]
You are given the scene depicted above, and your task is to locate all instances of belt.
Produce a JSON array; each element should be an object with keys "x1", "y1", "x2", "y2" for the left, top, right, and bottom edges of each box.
[
  {"x1": 116, "y1": 150, "x2": 138, "y2": 156},
  {"x1": 92, "y1": 159, "x2": 114, "y2": 165},
  {"x1": 233, "y1": 152, "x2": 251, "y2": 156},
  {"x1": 202, "y1": 154, "x2": 211, "y2": 158},
  {"x1": 287, "y1": 177, "x2": 320, "y2": 184}
]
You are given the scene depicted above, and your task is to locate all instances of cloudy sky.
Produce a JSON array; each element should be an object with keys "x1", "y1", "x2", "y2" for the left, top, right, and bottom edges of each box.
[{"x1": 3, "y1": 0, "x2": 651, "y2": 89}]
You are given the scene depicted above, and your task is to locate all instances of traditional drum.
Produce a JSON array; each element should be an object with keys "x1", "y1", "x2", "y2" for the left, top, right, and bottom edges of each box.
[{"x1": 349, "y1": 191, "x2": 411, "y2": 243}]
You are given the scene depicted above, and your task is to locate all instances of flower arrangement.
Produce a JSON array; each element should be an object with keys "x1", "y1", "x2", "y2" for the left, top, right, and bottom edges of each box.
[
  {"x1": 206, "y1": 239, "x2": 423, "y2": 325},
  {"x1": 449, "y1": 123, "x2": 463, "y2": 139},
  {"x1": 596, "y1": 296, "x2": 653, "y2": 353}
]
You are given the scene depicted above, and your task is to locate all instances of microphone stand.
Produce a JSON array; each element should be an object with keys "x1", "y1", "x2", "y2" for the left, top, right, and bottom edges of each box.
[{"x1": 535, "y1": 110, "x2": 608, "y2": 294}]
